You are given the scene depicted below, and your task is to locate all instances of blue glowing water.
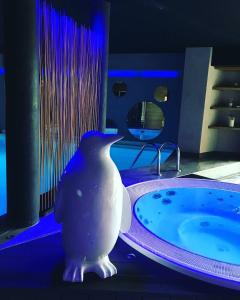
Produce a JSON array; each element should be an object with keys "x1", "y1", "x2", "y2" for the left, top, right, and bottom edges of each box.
[
  {"x1": 0, "y1": 134, "x2": 6, "y2": 216},
  {"x1": 39, "y1": 142, "x2": 171, "y2": 191},
  {"x1": 0, "y1": 133, "x2": 171, "y2": 216},
  {"x1": 134, "y1": 187, "x2": 240, "y2": 265}
]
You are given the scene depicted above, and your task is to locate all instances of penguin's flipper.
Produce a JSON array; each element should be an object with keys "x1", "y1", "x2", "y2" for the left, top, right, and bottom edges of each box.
[
  {"x1": 54, "y1": 181, "x2": 64, "y2": 223},
  {"x1": 120, "y1": 185, "x2": 132, "y2": 233}
]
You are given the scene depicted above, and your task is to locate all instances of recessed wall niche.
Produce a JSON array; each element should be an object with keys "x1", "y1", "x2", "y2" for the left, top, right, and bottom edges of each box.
[
  {"x1": 127, "y1": 101, "x2": 165, "y2": 140},
  {"x1": 154, "y1": 86, "x2": 168, "y2": 102},
  {"x1": 112, "y1": 81, "x2": 127, "y2": 97}
]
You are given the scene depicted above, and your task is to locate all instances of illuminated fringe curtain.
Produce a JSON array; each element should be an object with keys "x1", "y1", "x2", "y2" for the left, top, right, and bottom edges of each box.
[{"x1": 39, "y1": 2, "x2": 103, "y2": 211}]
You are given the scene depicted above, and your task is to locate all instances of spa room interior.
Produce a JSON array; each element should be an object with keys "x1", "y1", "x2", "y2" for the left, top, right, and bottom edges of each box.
[{"x1": 0, "y1": 0, "x2": 240, "y2": 299}]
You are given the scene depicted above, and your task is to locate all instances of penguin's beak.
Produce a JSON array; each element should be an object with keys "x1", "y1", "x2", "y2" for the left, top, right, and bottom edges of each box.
[{"x1": 104, "y1": 134, "x2": 124, "y2": 144}]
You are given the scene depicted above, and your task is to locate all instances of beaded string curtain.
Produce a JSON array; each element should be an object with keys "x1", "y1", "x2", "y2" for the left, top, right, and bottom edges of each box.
[{"x1": 39, "y1": 2, "x2": 103, "y2": 211}]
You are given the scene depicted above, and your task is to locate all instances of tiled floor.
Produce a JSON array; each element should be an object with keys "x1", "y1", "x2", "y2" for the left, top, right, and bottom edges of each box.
[
  {"x1": 193, "y1": 162, "x2": 240, "y2": 183},
  {"x1": 121, "y1": 154, "x2": 240, "y2": 186}
]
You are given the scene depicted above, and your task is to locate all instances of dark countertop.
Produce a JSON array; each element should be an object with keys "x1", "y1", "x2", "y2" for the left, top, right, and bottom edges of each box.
[
  {"x1": 1, "y1": 156, "x2": 240, "y2": 299},
  {"x1": 0, "y1": 232, "x2": 239, "y2": 300}
]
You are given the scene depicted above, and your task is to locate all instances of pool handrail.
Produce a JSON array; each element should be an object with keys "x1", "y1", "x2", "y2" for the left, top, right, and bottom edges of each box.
[
  {"x1": 131, "y1": 143, "x2": 161, "y2": 175},
  {"x1": 151, "y1": 141, "x2": 181, "y2": 174}
]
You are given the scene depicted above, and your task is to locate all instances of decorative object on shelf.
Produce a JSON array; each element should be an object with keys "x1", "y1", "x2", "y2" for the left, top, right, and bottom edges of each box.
[
  {"x1": 54, "y1": 131, "x2": 132, "y2": 282},
  {"x1": 228, "y1": 116, "x2": 235, "y2": 128},
  {"x1": 228, "y1": 99, "x2": 234, "y2": 107}
]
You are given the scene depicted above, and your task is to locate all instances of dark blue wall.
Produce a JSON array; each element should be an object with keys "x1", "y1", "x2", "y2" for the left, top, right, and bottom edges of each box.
[
  {"x1": 211, "y1": 47, "x2": 240, "y2": 66},
  {"x1": 106, "y1": 53, "x2": 185, "y2": 143},
  {"x1": 0, "y1": 55, "x2": 5, "y2": 131}
]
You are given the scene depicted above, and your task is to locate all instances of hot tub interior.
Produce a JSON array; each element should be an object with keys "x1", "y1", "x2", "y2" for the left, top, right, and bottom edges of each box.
[{"x1": 134, "y1": 187, "x2": 240, "y2": 265}]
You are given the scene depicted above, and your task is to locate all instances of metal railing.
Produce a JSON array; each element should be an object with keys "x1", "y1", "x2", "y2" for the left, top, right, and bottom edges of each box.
[
  {"x1": 131, "y1": 141, "x2": 181, "y2": 176},
  {"x1": 152, "y1": 142, "x2": 181, "y2": 174},
  {"x1": 131, "y1": 143, "x2": 161, "y2": 175}
]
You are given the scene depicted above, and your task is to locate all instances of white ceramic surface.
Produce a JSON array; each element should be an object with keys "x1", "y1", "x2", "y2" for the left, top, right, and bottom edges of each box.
[{"x1": 54, "y1": 131, "x2": 132, "y2": 282}]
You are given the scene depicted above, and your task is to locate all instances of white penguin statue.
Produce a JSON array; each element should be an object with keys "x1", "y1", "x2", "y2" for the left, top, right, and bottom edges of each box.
[{"x1": 54, "y1": 131, "x2": 132, "y2": 282}]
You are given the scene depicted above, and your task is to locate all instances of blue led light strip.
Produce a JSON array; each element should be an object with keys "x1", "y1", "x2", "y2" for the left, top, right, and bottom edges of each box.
[
  {"x1": 0, "y1": 67, "x2": 5, "y2": 75},
  {"x1": 108, "y1": 70, "x2": 180, "y2": 78}
]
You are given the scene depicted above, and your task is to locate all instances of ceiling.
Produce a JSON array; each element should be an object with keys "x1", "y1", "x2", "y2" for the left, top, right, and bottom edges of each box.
[
  {"x1": 109, "y1": 0, "x2": 240, "y2": 53},
  {"x1": 1, "y1": 0, "x2": 240, "y2": 54}
]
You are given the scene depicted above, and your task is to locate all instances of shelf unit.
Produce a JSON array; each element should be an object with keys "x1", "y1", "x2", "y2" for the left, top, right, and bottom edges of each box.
[
  {"x1": 212, "y1": 86, "x2": 240, "y2": 91},
  {"x1": 208, "y1": 125, "x2": 240, "y2": 130},
  {"x1": 210, "y1": 66, "x2": 240, "y2": 130},
  {"x1": 210, "y1": 105, "x2": 240, "y2": 110},
  {"x1": 214, "y1": 66, "x2": 240, "y2": 71}
]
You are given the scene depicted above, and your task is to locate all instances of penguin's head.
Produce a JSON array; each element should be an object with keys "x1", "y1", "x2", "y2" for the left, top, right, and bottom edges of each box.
[{"x1": 80, "y1": 131, "x2": 124, "y2": 150}]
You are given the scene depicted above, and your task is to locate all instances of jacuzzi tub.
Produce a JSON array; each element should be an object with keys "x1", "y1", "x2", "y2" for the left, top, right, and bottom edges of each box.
[{"x1": 121, "y1": 178, "x2": 240, "y2": 290}]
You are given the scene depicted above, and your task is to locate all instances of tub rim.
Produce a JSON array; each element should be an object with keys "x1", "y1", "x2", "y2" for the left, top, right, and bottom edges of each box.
[{"x1": 120, "y1": 178, "x2": 240, "y2": 290}]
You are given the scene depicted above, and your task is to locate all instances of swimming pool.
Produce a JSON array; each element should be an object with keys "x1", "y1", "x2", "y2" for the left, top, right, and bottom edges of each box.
[
  {"x1": 38, "y1": 142, "x2": 172, "y2": 193},
  {"x1": 121, "y1": 178, "x2": 240, "y2": 290},
  {"x1": 110, "y1": 142, "x2": 172, "y2": 170},
  {"x1": 0, "y1": 134, "x2": 173, "y2": 216}
]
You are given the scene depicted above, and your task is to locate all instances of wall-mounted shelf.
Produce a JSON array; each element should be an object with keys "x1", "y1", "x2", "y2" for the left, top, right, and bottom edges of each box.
[
  {"x1": 214, "y1": 66, "x2": 240, "y2": 71},
  {"x1": 212, "y1": 86, "x2": 240, "y2": 91},
  {"x1": 210, "y1": 105, "x2": 240, "y2": 110},
  {"x1": 208, "y1": 125, "x2": 240, "y2": 130},
  {"x1": 211, "y1": 67, "x2": 240, "y2": 134}
]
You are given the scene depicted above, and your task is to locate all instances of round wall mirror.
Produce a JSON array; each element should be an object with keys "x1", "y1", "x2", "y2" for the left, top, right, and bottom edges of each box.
[
  {"x1": 154, "y1": 86, "x2": 168, "y2": 102},
  {"x1": 105, "y1": 118, "x2": 118, "y2": 134},
  {"x1": 112, "y1": 81, "x2": 127, "y2": 97},
  {"x1": 127, "y1": 101, "x2": 165, "y2": 140}
]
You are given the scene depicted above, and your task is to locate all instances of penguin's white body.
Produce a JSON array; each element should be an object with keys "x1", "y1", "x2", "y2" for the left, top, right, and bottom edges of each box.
[{"x1": 54, "y1": 131, "x2": 132, "y2": 282}]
